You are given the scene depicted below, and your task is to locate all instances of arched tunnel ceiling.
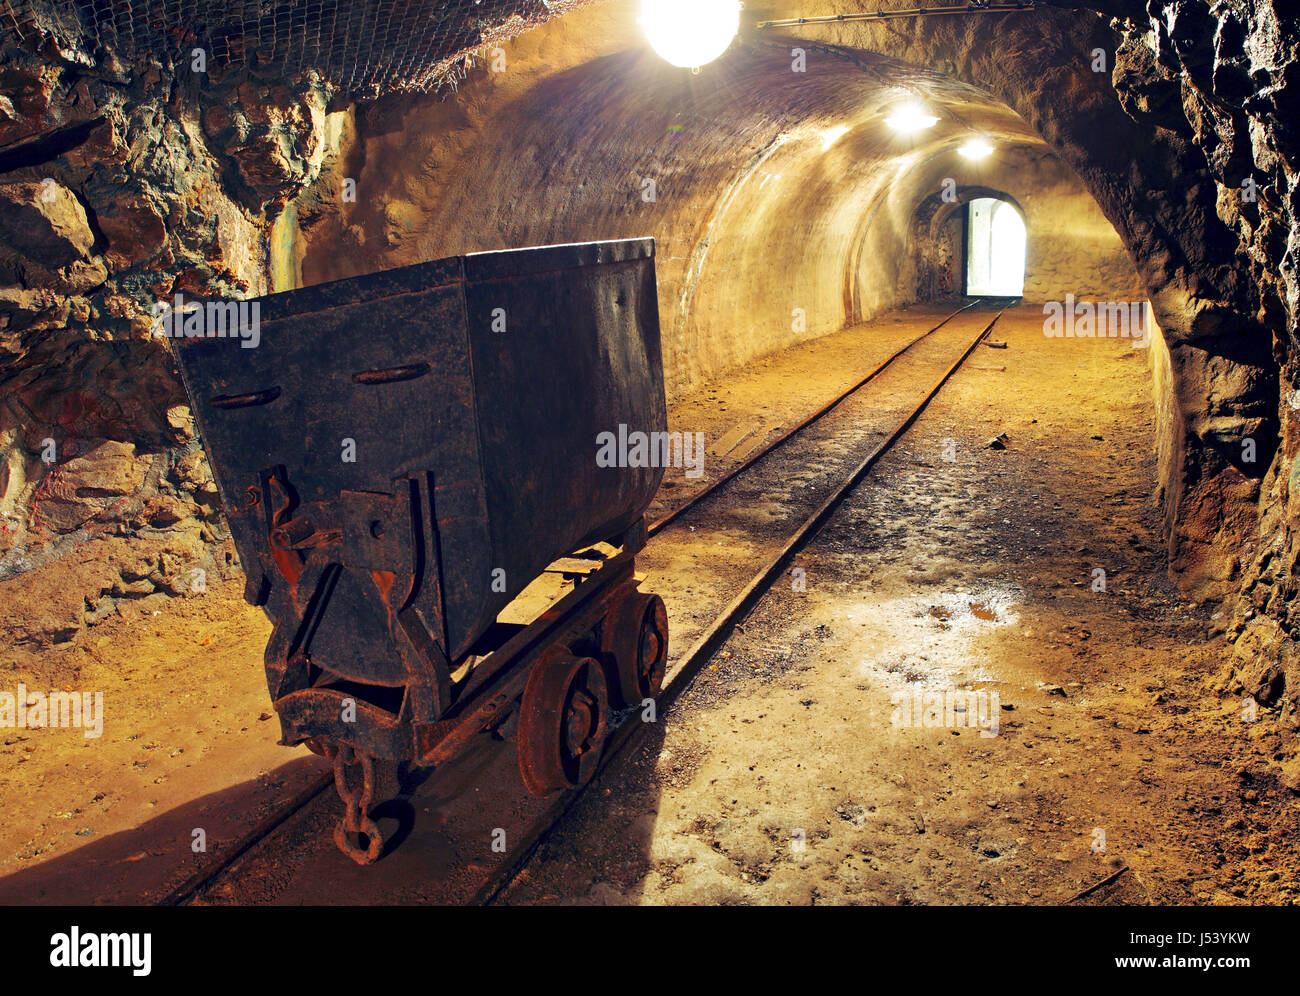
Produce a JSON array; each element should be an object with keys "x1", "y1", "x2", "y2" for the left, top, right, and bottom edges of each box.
[
  {"x1": 3, "y1": 0, "x2": 1265, "y2": 349},
  {"x1": 298, "y1": 2, "x2": 1098, "y2": 393},
  {"x1": 742, "y1": 0, "x2": 1270, "y2": 351},
  {"x1": 1, "y1": 0, "x2": 1295, "y2": 705}
]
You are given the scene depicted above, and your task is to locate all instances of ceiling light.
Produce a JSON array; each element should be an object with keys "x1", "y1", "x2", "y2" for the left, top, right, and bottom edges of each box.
[
  {"x1": 958, "y1": 138, "x2": 995, "y2": 159},
  {"x1": 884, "y1": 104, "x2": 939, "y2": 133},
  {"x1": 641, "y1": 0, "x2": 741, "y2": 69}
]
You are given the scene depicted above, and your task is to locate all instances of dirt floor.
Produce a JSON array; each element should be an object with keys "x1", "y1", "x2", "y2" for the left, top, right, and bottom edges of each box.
[
  {"x1": 2, "y1": 302, "x2": 1296, "y2": 904},
  {"x1": 0, "y1": 576, "x2": 327, "y2": 902},
  {"x1": 501, "y1": 303, "x2": 1300, "y2": 906}
]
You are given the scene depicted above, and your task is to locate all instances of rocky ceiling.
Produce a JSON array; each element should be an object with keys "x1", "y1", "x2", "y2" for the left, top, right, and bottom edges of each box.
[{"x1": 1, "y1": 0, "x2": 600, "y2": 94}]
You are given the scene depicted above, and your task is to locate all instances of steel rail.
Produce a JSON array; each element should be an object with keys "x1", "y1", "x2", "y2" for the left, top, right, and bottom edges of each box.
[
  {"x1": 158, "y1": 770, "x2": 334, "y2": 906},
  {"x1": 647, "y1": 300, "x2": 979, "y2": 537},
  {"x1": 165, "y1": 306, "x2": 1000, "y2": 907},
  {"x1": 471, "y1": 309, "x2": 1004, "y2": 905}
]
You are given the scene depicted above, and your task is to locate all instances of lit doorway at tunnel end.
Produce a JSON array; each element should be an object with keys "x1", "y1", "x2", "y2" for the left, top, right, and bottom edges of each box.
[{"x1": 966, "y1": 196, "x2": 1027, "y2": 297}]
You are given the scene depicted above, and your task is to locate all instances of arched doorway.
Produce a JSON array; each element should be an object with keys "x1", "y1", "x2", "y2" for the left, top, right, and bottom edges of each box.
[{"x1": 965, "y1": 197, "x2": 1026, "y2": 297}]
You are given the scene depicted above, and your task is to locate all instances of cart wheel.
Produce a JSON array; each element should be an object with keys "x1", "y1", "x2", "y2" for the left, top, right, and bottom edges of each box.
[
  {"x1": 602, "y1": 588, "x2": 669, "y2": 709},
  {"x1": 518, "y1": 652, "x2": 609, "y2": 796}
]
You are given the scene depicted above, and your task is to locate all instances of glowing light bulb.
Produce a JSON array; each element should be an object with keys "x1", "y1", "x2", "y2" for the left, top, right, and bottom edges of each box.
[
  {"x1": 641, "y1": 0, "x2": 740, "y2": 69},
  {"x1": 884, "y1": 104, "x2": 939, "y2": 134},
  {"x1": 959, "y1": 138, "x2": 995, "y2": 160}
]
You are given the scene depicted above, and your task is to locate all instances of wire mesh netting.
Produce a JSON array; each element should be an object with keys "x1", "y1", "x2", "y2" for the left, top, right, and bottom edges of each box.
[{"x1": 0, "y1": 0, "x2": 584, "y2": 95}]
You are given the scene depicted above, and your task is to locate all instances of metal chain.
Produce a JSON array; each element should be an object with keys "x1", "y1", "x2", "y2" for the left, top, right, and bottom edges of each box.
[{"x1": 324, "y1": 741, "x2": 385, "y2": 865}]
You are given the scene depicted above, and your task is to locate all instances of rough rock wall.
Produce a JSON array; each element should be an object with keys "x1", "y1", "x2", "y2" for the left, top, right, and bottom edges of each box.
[
  {"x1": 1024, "y1": 0, "x2": 1300, "y2": 718},
  {"x1": 1119, "y1": 1, "x2": 1300, "y2": 718},
  {"x1": 0, "y1": 34, "x2": 331, "y2": 653},
  {"x1": 856, "y1": 0, "x2": 1300, "y2": 724},
  {"x1": 910, "y1": 205, "x2": 962, "y2": 301},
  {"x1": 762, "y1": 1, "x2": 1274, "y2": 603},
  {"x1": 0, "y1": 2, "x2": 618, "y2": 663},
  {"x1": 5, "y1": 0, "x2": 1300, "y2": 731}
]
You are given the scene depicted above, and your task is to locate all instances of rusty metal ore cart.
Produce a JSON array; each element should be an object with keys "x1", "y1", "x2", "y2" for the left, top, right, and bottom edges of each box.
[{"x1": 172, "y1": 239, "x2": 670, "y2": 864}]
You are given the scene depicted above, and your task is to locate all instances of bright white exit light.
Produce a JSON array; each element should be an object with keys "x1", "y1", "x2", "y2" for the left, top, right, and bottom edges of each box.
[
  {"x1": 884, "y1": 104, "x2": 939, "y2": 134},
  {"x1": 641, "y1": 0, "x2": 740, "y2": 69},
  {"x1": 959, "y1": 138, "x2": 995, "y2": 160}
]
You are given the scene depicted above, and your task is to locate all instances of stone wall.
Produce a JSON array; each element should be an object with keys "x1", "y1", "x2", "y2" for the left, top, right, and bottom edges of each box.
[
  {"x1": 0, "y1": 36, "x2": 332, "y2": 652},
  {"x1": 3, "y1": 0, "x2": 1299, "y2": 729}
]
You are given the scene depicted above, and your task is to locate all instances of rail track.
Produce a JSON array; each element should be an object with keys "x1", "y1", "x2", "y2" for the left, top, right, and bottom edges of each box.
[
  {"x1": 161, "y1": 304, "x2": 1004, "y2": 906},
  {"x1": 645, "y1": 300, "x2": 978, "y2": 537}
]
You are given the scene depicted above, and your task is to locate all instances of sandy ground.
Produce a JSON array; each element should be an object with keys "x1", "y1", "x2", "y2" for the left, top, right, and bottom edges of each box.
[
  {"x1": 501, "y1": 305, "x2": 1300, "y2": 905},
  {"x1": 0, "y1": 579, "x2": 326, "y2": 903},
  {"x1": 2, "y1": 303, "x2": 1295, "y2": 904}
]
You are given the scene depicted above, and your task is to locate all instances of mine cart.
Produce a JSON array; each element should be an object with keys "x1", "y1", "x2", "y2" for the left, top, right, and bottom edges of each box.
[{"x1": 172, "y1": 239, "x2": 670, "y2": 863}]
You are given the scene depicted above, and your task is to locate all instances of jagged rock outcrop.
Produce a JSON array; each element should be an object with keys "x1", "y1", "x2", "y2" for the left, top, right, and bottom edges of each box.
[
  {"x1": 0, "y1": 30, "x2": 331, "y2": 648},
  {"x1": 2, "y1": 0, "x2": 1299, "y2": 736}
]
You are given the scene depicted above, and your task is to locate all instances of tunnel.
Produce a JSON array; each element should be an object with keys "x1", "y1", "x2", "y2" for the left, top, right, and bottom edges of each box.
[{"x1": 0, "y1": 0, "x2": 1298, "y2": 925}]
